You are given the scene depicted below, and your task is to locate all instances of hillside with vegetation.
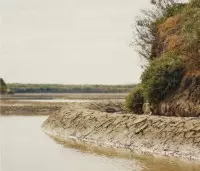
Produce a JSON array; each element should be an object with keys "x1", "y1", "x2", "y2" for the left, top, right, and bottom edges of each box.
[
  {"x1": 8, "y1": 83, "x2": 136, "y2": 93},
  {"x1": 126, "y1": 0, "x2": 200, "y2": 117}
]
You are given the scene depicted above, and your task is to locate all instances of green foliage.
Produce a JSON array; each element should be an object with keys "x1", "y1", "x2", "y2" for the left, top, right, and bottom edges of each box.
[
  {"x1": 164, "y1": 3, "x2": 185, "y2": 17},
  {"x1": 133, "y1": 0, "x2": 185, "y2": 61},
  {"x1": 181, "y1": 5, "x2": 200, "y2": 68},
  {"x1": 128, "y1": 0, "x2": 199, "y2": 115},
  {"x1": 141, "y1": 52, "x2": 184, "y2": 103},
  {"x1": 156, "y1": 3, "x2": 185, "y2": 25},
  {"x1": 189, "y1": 0, "x2": 200, "y2": 8},
  {"x1": 125, "y1": 85, "x2": 144, "y2": 114},
  {"x1": 7, "y1": 84, "x2": 136, "y2": 93}
]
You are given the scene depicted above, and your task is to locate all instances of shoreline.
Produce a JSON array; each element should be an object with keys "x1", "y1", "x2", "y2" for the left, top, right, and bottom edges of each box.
[
  {"x1": 44, "y1": 132, "x2": 200, "y2": 162},
  {"x1": 1, "y1": 93, "x2": 127, "y2": 100},
  {"x1": 0, "y1": 101, "x2": 62, "y2": 115},
  {"x1": 42, "y1": 102, "x2": 200, "y2": 160},
  {"x1": 0, "y1": 99, "x2": 124, "y2": 115},
  {"x1": 1, "y1": 99, "x2": 200, "y2": 160}
]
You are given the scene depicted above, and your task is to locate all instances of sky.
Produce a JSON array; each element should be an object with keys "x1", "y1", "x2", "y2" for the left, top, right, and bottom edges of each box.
[{"x1": 0, "y1": 0, "x2": 154, "y2": 84}]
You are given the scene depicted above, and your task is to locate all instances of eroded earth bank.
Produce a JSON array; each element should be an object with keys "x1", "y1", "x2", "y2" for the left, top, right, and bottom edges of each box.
[{"x1": 42, "y1": 102, "x2": 200, "y2": 160}]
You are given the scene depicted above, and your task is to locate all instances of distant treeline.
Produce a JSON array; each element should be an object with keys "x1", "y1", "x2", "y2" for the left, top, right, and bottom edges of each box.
[{"x1": 7, "y1": 83, "x2": 136, "y2": 93}]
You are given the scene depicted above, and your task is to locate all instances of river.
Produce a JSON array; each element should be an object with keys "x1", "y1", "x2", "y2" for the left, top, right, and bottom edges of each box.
[{"x1": 0, "y1": 116, "x2": 200, "y2": 171}]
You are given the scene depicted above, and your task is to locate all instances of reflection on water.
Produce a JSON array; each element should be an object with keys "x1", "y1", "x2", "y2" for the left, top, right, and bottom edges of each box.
[
  {"x1": 50, "y1": 135, "x2": 200, "y2": 171},
  {"x1": 0, "y1": 116, "x2": 140, "y2": 171},
  {"x1": 0, "y1": 116, "x2": 200, "y2": 171},
  {"x1": 13, "y1": 99, "x2": 93, "y2": 103}
]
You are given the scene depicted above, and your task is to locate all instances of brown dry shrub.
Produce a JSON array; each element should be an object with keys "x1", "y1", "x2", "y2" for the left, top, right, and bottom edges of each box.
[
  {"x1": 158, "y1": 15, "x2": 181, "y2": 38},
  {"x1": 164, "y1": 34, "x2": 183, "y2": 52},
  {"x1": 153, "y1": 15, "x2": 183, "y2": 57}
]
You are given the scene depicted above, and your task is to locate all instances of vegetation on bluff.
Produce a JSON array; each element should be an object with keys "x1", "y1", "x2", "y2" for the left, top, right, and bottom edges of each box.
[
  {"x1": 125, "y1": 85, "x2": 144, "y2": 114},
  {"x1": 141, "y1": 52, "x2": 184, "y2": 104},
  {"x1": 126, "y1": 0, "x2": 200, "y2": 115}
]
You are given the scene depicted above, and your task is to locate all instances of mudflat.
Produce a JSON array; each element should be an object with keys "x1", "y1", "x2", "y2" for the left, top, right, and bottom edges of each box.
[
  {"x1": 2, "y1": 97, "x2": 200, "y2": 160},
  {"x1": 42, "y1": 102, "x2": 200, "y2": 160}
]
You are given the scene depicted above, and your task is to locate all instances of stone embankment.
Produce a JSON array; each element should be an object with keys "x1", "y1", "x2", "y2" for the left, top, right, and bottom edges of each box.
[{"x1": 42, "y1": 102, "x2": 200, "y2": 160}]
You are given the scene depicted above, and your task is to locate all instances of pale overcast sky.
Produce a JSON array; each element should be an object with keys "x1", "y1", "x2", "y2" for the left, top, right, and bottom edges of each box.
[{"x1": 0, "y1": 0, "x2": 155, "y2": 84}]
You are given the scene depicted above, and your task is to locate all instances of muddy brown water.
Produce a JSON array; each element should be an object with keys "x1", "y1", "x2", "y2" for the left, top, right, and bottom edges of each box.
[{"x1": 0, "y1": 116, "x2": 200, "y2": 171}]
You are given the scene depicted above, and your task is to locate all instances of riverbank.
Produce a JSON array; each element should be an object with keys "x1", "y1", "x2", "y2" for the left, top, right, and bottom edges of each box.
[
  {"x1": 0, "y1": 93, "x2": 126, "y2": 115},
  {"x1": 2, "y1": 98, "x2": 200, "y2": 160},
  {"x1": 0, "y1": 99, "x2": 124, "y2": 115},
  {"x1": 2, "y1": 116, "x2": 200, "y2": 171},
  {"x1": 1, "y1": 93, "x2": 127, "y2": 100},
  {"x1": 42, "y1": 103, "x2": 200, "y2": 160},
  {"x1": 0, "y1": 100, "x2": 63, "y2": 115}
]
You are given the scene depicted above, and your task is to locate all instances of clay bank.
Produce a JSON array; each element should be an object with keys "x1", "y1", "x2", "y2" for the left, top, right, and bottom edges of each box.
[{"x1": 42, "y1": 102, "x2": 200, "y2": 160}]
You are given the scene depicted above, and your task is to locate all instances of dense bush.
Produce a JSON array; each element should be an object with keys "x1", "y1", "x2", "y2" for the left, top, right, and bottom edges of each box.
[
  {"x1": 181, "y1": 5, "x2": 200, "y2": 69},
  {"x1": 141, "y1": 52, "x2": 184, "y2": 104},
  {"x1": 128, "y1": 0, "x2": 199, "y2": 114},
  {"x1": 189, "y1": 0, "x2": 200, "y2": 8},
  {"x1": 125, "y1": 85, "x2": 144, "y2": 114}
]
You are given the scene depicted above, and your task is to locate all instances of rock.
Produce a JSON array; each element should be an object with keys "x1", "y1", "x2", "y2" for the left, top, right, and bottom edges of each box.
[
  {"x1": 105, "y1": 108, "x2": 117, "y2": 113},
  {"x1": 42, "y1": 102, "x2": 200, "y2": 160}
]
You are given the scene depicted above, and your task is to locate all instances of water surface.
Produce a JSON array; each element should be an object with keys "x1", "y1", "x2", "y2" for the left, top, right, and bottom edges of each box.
[
  {"x1": 10, "y1": 99, "x2": 93, "y2": 103},
  {"x1": 0, "y1": 116, "x2": 199, "y2": 171}
]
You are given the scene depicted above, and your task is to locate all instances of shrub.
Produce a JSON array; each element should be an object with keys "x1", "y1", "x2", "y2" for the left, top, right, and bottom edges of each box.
[
  {"x1": 141, "y1": 52, "x2": 184, "y2": 104},
  {"x1": 189, "y1": 0, "x2": 200, "y2": 8},
  {"x1": 181, "y1": 6, "x2": 200, "y2": 69},
  {"x1": 125, "y1": 85, "x2": 144, "y2": 114},
  {"x1": 132, "y1": 0, "x2": 185, "y2": 61}
]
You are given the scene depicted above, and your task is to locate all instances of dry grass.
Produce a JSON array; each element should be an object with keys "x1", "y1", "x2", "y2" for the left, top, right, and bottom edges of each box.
[
  {"x1": 158, "y1": 15, "x2": 181, "y2": 38},
  {"x1": 164, "y1": 34, "x2": 183, "y2": 52}
]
